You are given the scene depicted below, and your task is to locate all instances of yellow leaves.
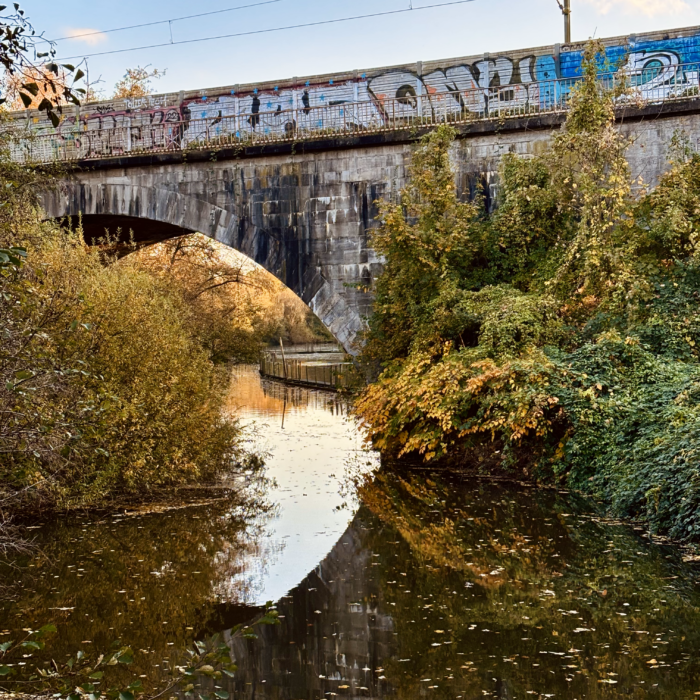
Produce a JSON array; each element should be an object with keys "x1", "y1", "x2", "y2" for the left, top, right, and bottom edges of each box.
[{"x1": 355, "y1": 346, "x2": 559, "y2": 462}]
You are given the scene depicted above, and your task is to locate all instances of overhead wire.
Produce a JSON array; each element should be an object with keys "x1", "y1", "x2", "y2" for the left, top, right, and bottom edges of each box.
[
  {"x1": 45, "y1": 0, "x2": 286, "y2": 43},
  {"x1": 54, "y1": 0, "x2": 478, "y2": 61}
]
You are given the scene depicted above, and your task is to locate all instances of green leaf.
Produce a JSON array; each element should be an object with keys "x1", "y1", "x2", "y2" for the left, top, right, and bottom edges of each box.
[
  {"x1": 22, "y1": 81, "x2": 39, "y2": 96},
  {"x1": 21, "y1": 641, "x2": 41, "y2": 650},
  {"x1": 74, "y1": 69, "x2": 85, "y2": 82},
  {"x1": 214, "y1": 691, "x2": 229, "y2": 699},
  {"x1": 38, "y1": 624, "x2": 57, "y2": 635},
  {"x1": 19, "y1": 91, "x2": 32, "y2": 108},
  {"x1": 48, "y1": 111, "x2": 60, "y2": 128},
  {"x1": 119, "y1": 692, "x2": 134, "y2": 700},
  {"x1": 0, "y1": 641, "x2": 13, "y2": 652},
  {"x1": 117, "y1": 654, "x2": 133, "y2": 665},
  {"x1": 0, "y1": 665, "x2": 12, "y2": 676},
  {"x1": 89, "y1": 672, "x2": 104, "y2": 680},
  {"x1": 126, "y1": 680, "x2": 142, "y2": 691}
]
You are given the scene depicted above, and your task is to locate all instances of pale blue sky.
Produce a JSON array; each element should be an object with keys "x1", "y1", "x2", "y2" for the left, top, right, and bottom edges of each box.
[{"x1": 23, "y1": 0, "x2": 700, "y2": 96}]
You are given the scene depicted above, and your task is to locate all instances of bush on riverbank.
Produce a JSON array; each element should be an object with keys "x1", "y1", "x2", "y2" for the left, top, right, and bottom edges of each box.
[
  {"x1": 356, "y1": 41, "x2": 700, "y2": 539},
  {"x1": 0, "y1": 162, "x2": 248, "y2": 510}
]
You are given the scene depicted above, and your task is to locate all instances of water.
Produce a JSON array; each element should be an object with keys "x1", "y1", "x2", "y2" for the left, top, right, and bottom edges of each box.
[{"x1": 2, "y1": 367, "x2": 700, "y2": 698}]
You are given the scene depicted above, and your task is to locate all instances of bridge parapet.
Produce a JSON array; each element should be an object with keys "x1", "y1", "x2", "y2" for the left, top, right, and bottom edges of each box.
[
  {"x1": 6, "y1": 23, "x2": 700, "y2": 165},
  {"x1": 8, "y1": 62, "x2": 700, "y2": 165}
]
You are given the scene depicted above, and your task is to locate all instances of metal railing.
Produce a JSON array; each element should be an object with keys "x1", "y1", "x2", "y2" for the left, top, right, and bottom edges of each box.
[
  {"x1": 8, "y1": 62, "x2": 700, "y2": 164},
  {"x1": 260, "y1": 352, "x2": 353, "y2": 390}
]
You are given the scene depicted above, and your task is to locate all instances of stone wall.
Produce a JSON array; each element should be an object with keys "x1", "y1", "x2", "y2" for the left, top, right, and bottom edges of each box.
[{"x1": 13, "y1": 24, "x2": 700, "y2": 154}]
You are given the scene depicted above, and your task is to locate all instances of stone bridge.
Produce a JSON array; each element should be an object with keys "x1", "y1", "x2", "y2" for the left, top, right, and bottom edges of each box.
[{"x1": 29, "y1": 24, "x2": 700, "y2": 351}]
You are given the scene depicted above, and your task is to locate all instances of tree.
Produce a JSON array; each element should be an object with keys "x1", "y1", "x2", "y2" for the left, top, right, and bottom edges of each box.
[
  {"x1": 0, "y1": 3, "x2": 84, "y2": 124},
  {"x1": 113, "y1": 65, "x2": 165, "y2": 99},
  {"x1": 2, "y1": 62, "x2": 70, "y2": 110}
]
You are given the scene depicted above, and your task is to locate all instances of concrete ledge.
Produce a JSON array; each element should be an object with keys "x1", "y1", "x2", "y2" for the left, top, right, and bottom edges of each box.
[{"x1": 52, "y1": 97, "x2": 700, "y2": 174}]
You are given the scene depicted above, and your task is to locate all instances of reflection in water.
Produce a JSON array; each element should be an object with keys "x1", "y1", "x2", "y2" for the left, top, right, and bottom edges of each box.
[
  {"x1": 0, "y1": 366, "x2": 373, "y2": 690},
  {"x1": 223, "y1": 474, "x2": 700, "y2": 699},
  {"x1": 3, "y1": 370, "x2": 700, "y2": 699},
  {"x1": 0, "y1": 500, "x2": 269, "y2": 689},
  {"x1": 225, "y1": 365, "x2": 349, "y2": 418},
  {"x1": 225, "y1": 366, "x2": 375, "y2": 605}
]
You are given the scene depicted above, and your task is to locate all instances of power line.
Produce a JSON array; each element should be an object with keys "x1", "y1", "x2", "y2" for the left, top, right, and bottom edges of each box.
[
  {"x1": 55, "y1": 0, "x2": 478, "y2": 61},
  {"x1": 46, "y1": 0, "x2": 286, "y2": 43}
]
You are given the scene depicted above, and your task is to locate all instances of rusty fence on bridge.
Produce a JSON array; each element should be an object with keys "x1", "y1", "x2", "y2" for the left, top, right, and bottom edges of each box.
[{"x1": 7, "y1": 62, "x2": 700, "y2": 165}]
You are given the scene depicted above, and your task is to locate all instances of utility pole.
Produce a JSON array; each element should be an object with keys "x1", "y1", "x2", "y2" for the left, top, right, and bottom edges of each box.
[{"x1": 556, "y1": 0, "x2": 571, "y2": 44}]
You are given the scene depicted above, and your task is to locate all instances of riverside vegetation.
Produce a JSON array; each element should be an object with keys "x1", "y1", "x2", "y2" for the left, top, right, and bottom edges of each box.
[
  {"x1": 356, "y1": 41, "x2": 700, "y2": 540},
  {"x1": 0, "y1": 160, "x2": 250, "y2": 510}
]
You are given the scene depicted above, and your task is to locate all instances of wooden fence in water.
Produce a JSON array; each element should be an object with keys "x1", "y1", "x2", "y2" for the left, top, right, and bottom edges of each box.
[{"x1": 260, "y1": 353, "x2": 354, "y2": 390}]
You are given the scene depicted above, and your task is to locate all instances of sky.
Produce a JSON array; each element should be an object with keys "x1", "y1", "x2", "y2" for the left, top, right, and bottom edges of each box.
[{"x1": 20, "y1": 0, "x2": 700, "y2": 97}]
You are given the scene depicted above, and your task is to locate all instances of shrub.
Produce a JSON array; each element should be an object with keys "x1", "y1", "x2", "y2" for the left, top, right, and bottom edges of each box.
[{"x1": 0, "y1": 178, "x2": 247, "y2": 509}]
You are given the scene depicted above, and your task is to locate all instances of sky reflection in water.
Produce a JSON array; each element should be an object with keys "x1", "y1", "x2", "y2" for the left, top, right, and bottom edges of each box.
[
  {"x1": 2, "y1": 368, "x2": 700, "y2": 698},
  {"x1": 224, "y1": 365, "x2": 377, "y2": 604}
]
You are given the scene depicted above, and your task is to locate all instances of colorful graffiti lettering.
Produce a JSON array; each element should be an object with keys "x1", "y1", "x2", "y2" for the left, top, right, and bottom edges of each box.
[{"x1": 13, "y1": 26, "x2": 700, "y2": 160}]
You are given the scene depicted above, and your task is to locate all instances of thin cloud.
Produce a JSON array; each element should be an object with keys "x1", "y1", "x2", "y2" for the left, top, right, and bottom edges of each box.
[
  {"x1": 63, "y1": 28, "x2": 109, "y2": 46},
  {"x1": 582, "y1": 0, "x2": 689, "y2": 15}
]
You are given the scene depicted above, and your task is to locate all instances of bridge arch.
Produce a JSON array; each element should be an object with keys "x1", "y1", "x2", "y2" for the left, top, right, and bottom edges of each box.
[{"x1": 41, "y1": 176, "x2": 375, "y2": 354}]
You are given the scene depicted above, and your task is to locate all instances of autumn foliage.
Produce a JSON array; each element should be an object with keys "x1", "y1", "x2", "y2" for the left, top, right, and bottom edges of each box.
[{"x1": 356, "y1": 42, "x2": 700, "y2": 538}]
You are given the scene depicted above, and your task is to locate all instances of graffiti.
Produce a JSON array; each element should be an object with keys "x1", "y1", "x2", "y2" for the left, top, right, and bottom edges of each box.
[
  {"x1": 124, "y1": 94, "x2": 168, "y2": 111},
  {"x1": 11, "y1": 26, "x2": 700, "y2": 162},
  {"x1": 367, "y1": 56, "x2": 542, "y2": 118},
  {"x1": 620, "y1": 50, "x2": 700, "y2": 100}
]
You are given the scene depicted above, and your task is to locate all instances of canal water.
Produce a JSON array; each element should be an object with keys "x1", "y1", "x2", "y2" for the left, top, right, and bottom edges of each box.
[{"x1": 2, "y1": 367, "x2": 700, "y2": 699}]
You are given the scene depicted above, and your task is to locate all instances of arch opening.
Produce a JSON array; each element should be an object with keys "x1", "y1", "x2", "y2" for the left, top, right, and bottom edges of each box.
[
  {"x1": 54, "y1": 214, "x2": 341, "y2": 353},
  {"x1": 63, "y1": 214, "x2": 196, "y2": 249},
  {"x1": 43, "y1": 179, "x2": 370, "y2": 355}
]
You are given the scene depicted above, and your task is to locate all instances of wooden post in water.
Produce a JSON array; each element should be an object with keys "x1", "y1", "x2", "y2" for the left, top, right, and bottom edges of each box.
[{"x1": 279, "y1": 338, "x2": 288, "y2": 380}]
